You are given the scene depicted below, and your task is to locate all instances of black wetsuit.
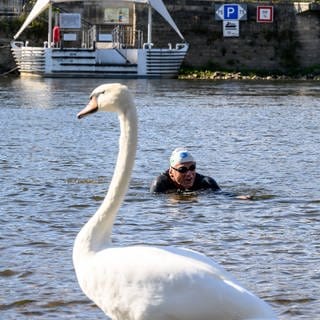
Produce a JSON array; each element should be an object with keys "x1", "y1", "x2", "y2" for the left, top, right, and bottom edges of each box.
[{"x1": 150, "y1": 170, "x2": 220, "y2": 193}]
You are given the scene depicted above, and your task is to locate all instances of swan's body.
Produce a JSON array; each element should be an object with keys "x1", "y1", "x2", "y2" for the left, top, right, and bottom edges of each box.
[{"x1": 73, "y1": 83, "x2": 277, "y2": 320}]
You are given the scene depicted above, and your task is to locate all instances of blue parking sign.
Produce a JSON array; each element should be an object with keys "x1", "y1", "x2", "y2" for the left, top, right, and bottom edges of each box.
[
  {"x1": 224, "y1": 4, "x2": 238, "y2": 20},
  {"x1": 215, "y1": 4, "x2": 247, "y2": 21}
]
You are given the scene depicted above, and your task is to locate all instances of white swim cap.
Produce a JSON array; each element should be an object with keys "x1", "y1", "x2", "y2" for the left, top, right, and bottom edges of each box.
[{"x1": 170, "y1": 148, "x2": 195, "y2": 166}]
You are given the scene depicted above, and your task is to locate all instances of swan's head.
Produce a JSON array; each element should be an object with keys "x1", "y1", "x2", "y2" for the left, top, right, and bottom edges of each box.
[{"x1": 77, "y1": 83, "x2": 133, "y2": 119}]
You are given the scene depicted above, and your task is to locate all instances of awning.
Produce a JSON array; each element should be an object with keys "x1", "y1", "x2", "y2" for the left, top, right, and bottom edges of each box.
[{"x1": 14, "y1": 0, "x2": 184, "y2": 40}]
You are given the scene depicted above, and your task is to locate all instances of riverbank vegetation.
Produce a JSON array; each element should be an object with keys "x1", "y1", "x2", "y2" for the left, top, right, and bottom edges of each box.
[{"x1": 179, "y1": 65, "x2": 320, "y2": 81}]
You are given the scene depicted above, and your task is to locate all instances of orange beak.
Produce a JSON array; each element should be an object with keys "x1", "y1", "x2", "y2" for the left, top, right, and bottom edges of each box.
[{"x1": 77, "y1": 96, "x2": 98, "y2": 119}]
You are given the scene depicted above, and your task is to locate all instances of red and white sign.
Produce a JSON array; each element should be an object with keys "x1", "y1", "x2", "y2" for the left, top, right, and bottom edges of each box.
[{"x1": 257, "y1": 6, "x2": 274, "y2": 23}]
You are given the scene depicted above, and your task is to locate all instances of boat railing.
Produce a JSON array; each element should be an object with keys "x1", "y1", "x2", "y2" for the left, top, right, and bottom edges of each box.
[
  {"x1": 11, "y1": 40, "x2": 24, "y2": 49},
  {"x1": 81, "y1": 25, "x2": 143, "y2": 49},
  {"x1": 11, "y1": 42, "x2": 45, "y2": 73},
  {"x1": 176, "y1": 43, "x2": 189, "y2": 50},
  {"x1": 87, "y1": 25, "x2": 97, "y2": 48},
  {"x1": 112, "y1": 26, "x2": 143, "y2": 49}
]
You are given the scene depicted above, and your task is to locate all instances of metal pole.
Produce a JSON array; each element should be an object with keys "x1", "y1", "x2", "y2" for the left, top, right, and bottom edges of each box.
[
  {"x1": 48, "y1": 4, "x2": 52, "y2": 48},
  {"x1": 147, "y1": 4, "x2": 152, "y2": 44},
  {"x1": 133, "y1": 3, "x2": 136, "y2": 47}
]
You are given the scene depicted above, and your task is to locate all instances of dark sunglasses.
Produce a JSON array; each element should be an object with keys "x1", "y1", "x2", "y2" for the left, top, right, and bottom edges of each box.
[{"x1": 171, "y1": 164, "x2": 196, "y2": 173}]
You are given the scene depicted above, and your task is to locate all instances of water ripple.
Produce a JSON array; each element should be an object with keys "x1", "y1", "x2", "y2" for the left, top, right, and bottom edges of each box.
[{"x1": 0, "y1": 78, "x2": 319, "y2": 319}]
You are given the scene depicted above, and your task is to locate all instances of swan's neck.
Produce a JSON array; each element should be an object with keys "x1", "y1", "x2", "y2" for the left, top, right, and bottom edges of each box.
[{"x1": 74, "y1": 104, "x2": 137, "y2": 261}]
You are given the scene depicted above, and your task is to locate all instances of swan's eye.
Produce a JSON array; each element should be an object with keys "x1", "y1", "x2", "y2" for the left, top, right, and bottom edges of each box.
[{"x1": 91, "y1": 91, "x2": 105, "y2": 100}]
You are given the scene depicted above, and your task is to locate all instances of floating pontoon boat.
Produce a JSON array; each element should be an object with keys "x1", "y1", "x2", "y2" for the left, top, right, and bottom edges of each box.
[{"x1": 11, "y1": 0, "x2": 188, "y2": 78}]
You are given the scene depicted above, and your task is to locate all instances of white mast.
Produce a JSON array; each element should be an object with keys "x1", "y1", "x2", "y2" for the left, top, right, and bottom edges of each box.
[
  {"x1": 48, "y1": 3, "x2": 52, "y2": 47},
  {"x1": 147, "y1": 3, "x2": 152, "y2": 44}
]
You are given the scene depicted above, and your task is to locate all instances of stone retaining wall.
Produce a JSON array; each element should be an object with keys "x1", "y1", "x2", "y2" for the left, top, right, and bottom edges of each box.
[{"x1": 147, "y1": 1, "x2": 320, "y2": 72}]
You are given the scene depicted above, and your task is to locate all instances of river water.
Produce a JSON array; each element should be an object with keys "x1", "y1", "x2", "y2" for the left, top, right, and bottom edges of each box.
[{"x1": 0, "y1": 77, "x2": 319, "y2": 319}]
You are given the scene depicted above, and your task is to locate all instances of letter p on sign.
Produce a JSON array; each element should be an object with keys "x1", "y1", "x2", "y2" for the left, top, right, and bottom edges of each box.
[{"x1": 224, "y1": 5, "x2": 238, "y2": 20}]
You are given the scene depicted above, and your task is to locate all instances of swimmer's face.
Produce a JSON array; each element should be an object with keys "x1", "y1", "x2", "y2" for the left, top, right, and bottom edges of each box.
[{"x1": 169, "y1": 161, "x2": 196, "y2": 190}]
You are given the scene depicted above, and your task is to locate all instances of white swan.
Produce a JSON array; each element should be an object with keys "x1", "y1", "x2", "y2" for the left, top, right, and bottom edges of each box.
[{"x1": 73, "y1": 83, "x2": 277, "y2": 320}]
